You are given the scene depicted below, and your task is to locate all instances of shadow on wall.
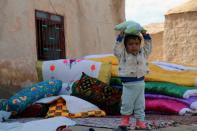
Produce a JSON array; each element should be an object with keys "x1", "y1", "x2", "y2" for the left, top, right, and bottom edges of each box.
[
  {"x1": 0, "y1": 86, "x2": 19, "y2": 99},
  {"x1": 0, "y1": 60, "x2": 38, "y2": 99}
]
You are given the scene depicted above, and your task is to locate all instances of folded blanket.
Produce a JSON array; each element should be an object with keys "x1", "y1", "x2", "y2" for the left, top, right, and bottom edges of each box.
[
  {"x1": 145, "y1": 94, "x2": 197, "y2": 110},
  {"x1": 46, "y1": 97, "x2": 105, "y2": 118},
  {"x1": 36, "y1": 95, "x2": 100, "y2": 114},
  {"x1": 145, "y1": 82, "x2": 197, "y2": 98},
  {"x1": 152, "y1": 61, "x2": 197, "y2": 71},
  {"x1": 110, "y1": 81, "x2": 197, "y2": 99},
  {"x1": 146, "y1": 63, "x2": 197, "y2": 87},
  {"x1": 145, "y1": 98, "x2": 194, "y2": 115},
  {"x1": 111, "y1": 63, "x2": 197, "y2": 86}
]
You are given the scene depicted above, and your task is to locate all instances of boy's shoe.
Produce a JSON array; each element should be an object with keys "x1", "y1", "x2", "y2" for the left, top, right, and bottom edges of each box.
[
  {"x1": 120, "y1": 115, "x2": 130, "y2": 126},
  {"x1": 135, "y1": 120, "x2": 149, "y2": 130}
]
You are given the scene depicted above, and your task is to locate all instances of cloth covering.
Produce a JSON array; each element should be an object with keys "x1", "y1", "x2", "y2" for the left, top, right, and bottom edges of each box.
[
  {"x1": 145, "y1": 99, "x2": 193, "y2": 115},
  {"x1": 152, "y1": 61, "x2": 197, "y2": 71},
  {"x1": 36, "y1": 95, "x2": 100, "y2": 114},
  {"x1": 37, "y1": 59, "x2": 111, "y2": 84},
  {"x1": 145, "y1": 82, "x2": 192, "y2": 98},
  {"x1": 145, "y1": 94, "x2": 197, "y2": 110},
  {"x1": 146, "y1": 63, "x2": 197, "y2": 86},
  {"x1": 46, "y1": 98, "x2": 105, "y2": 118},
  {"x1": 110, "y1": 80, "x2": 197, "y2": 99},
  {"x1": 111, "y1": 63, "x2": 197, "y2": 87}
]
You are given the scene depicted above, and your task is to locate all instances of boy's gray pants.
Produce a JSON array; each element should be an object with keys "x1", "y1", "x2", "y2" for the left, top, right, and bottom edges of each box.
[{"x1": 120, "y1": 80, "x2": 145, "y2": 121}]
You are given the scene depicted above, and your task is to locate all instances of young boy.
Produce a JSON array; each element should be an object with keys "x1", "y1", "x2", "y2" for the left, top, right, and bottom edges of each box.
[{"x1": 113, "y1": 31, "x2": 152, "y2": 129}]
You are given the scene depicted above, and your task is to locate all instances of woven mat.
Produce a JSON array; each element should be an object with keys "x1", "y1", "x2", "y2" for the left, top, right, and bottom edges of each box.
[
  {"x1": 146, "y1": 114, "x2": 197, "y2": 125},
  {"x1": 73, "y1": 117, "x2": 178, "y2": 130}
]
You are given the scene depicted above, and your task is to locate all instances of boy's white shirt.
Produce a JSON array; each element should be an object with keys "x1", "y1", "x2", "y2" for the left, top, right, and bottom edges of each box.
[{"x1": 113, "y1": 39, "x2": 152, "y2": 78}]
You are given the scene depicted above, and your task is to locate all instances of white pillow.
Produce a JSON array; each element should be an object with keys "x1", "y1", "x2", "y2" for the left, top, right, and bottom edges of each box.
[
  {"x1": 0, "y1": 111, "x2": 11, "y2": 122},
  {"x1": 36, "y1": 95, "x2": 99, "y2": 114}
]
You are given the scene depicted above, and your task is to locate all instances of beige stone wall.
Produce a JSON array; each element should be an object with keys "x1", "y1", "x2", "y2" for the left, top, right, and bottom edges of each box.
[
  {"x1": 0, "y1": 0, "x2": 125, "y2": 98},
  {"x1": 148, "y1": 31, "x2": 164, "y2": 61},
  {"x1": 166, "y1": 0, "x2": 196, "y2": 15},
  {"x1": 163, "y1": 12, "x2": 197, "y2": 65},
  {"x1": 144, "y1": 23, "x2": 164, "y2": 61},
  {"x1": 0, "y1": 0, "x2": 38, "y2": 98}
]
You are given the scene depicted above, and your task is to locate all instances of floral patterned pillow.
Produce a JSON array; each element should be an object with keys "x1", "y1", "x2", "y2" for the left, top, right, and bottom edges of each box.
[{"x1": 7, "y1": 80, "x2": 62, "y2": 114}]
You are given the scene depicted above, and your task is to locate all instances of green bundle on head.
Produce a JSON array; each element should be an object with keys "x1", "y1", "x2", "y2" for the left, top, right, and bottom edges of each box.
[{"x1": 115, "y1": 20, "x2": 146, "y2": 35}]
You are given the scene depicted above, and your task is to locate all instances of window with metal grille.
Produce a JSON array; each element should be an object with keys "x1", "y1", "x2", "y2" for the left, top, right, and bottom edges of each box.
[{"x1": 35, "y1": 10, "x2": 65, "y2": 60}]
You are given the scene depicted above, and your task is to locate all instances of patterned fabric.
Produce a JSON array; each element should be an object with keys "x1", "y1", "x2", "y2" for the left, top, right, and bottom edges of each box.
[
  {"x1": 7, "y1": 80, "x2": 62, "y2": 114},
  {"x1": 46, "y1": 98, "x2": 105, "y2": 118},
  {"x1": 36, "y1": 95, "x2": 100, "y2": 114},
  {"x1": 73, "y1": 117, "x2": 178, "y2": 130},
  {"x1": 72, "y1": 72, "x2": 121, "y2": 115},
  {"x1": 37, "y1": 59, "x2": 112, "y2": 84}
]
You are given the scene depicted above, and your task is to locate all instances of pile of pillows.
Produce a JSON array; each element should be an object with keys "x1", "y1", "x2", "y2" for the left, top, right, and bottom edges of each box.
[{"x1": 1, "y1": 71, "x2": 122, "y2": 116}]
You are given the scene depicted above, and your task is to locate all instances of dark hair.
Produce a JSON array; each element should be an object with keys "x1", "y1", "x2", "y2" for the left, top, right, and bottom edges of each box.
[{"x1": 124, "y1": 34, "x2": 141, "y2": 46}]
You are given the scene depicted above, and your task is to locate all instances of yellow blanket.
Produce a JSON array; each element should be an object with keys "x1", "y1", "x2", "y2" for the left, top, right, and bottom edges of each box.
[
  {"x1": 111, "y1": 63, "x2": 197, "y2": 87},
  {"x1": 46, "y1": 98, "x2": 106, "y2": 118}
]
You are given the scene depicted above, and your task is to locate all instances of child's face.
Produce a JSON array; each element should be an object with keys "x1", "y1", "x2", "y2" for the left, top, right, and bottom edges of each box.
[{"x1": 125, "y1": 39, "x2": 141, "y2": 54}]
